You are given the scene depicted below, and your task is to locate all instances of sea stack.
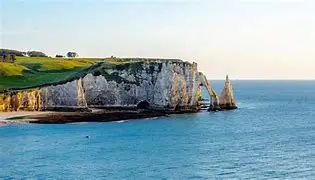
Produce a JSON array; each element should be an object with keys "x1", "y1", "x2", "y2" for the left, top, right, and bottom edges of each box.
[{"x1": 219, "y1": 75, "x2": 237, "y2": 110}]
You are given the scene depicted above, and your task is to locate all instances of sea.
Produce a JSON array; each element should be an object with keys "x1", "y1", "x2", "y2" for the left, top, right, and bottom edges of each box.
[{"x1": 0, "y1": 80, "x2": 315, "y2": 179}]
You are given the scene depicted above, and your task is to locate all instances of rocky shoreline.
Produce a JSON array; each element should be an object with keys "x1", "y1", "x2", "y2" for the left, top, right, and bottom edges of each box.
[{"x1": 1, "y1": 109, "x2": 200, "y2": 124}]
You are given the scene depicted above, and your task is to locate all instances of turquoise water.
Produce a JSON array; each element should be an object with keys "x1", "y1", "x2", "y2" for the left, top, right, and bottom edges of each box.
[{"x1": 1, "y1": 81, "x2": 315, "y2": 179}]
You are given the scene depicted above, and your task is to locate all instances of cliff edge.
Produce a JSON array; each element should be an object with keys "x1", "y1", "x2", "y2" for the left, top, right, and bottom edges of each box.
[{"x1": 0, "y1": 60, "x2": 201, "y2": 113}]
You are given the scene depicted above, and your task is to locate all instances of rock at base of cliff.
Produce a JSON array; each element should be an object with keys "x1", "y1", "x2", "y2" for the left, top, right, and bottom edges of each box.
[
  {"x1": 207, "y1": 103, "x2": 221, "y2": 112},
  {"x1": 219, "y1": 103, "x2": 237, "y2": 110}
]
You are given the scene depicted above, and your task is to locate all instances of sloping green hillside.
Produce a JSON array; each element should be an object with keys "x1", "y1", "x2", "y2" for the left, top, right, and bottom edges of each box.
[
  {"x1": 0, "y1": 56, "x2": 182, "y2": 92},
  {"x1": 0, "y1": 56, "x2": 102, "y2": 91}
]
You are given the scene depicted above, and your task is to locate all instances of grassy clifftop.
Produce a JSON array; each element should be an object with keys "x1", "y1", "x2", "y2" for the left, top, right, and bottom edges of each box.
[
  {"x1": 0, "y1": 56, "x2": 102, "y2": 91},
  {"x1": 0, "y1": 56, "x2": 184, "y2": 92}
]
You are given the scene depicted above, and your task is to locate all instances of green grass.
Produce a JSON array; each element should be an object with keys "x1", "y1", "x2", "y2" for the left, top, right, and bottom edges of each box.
[
  {"x1": 0, "y1": 56, "x2": 180, "y2": 92},
  {"x1": 0, "y1": 56, "x2": 103, "y2": 91},
  {"x1": 0, "y1": 63, "x2": 29, "y2": 76},
  {"x1": 16, "y1": 56, "x2": 99, "y2": 71}
]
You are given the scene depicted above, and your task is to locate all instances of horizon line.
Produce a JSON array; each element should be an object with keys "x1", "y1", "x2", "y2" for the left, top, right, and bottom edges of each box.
[{"x1": 209, "y1": 79, "x2": 315, "y2": 81}]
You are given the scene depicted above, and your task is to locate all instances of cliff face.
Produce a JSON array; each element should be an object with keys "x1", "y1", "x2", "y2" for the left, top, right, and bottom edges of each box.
[
  {"x1": 0, "y1": 90, "x2": 41, "y2": 111},
  {"x1": 0, "y1": 60, "x2": 201, "y2": 112},
  {"x1": 0, "y1": 79, "x2": 88, "y2": 112}
]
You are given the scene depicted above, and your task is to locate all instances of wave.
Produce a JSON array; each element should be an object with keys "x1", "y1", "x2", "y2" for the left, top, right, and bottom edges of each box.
[
  {"x1": 144, "y1": 117, "x2": 159, "y2": 120},
  {"x1": 0, "y1": 121, "x2": 7, "y2": 127},
  {"x1": 116, "y1": 120, "x2": 128, "y2": 123},
  {"x1": 237, "y1": 102, "x2": 257, "y2": 109}
]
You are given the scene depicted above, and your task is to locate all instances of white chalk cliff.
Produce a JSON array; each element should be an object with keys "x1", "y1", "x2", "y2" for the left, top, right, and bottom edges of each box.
[
  {"x1": 0, "y1": 60, "x2": 237, "y2": 113},
  {"x1": 0, "y1": 60, "x2": 201, "y2": 112}
]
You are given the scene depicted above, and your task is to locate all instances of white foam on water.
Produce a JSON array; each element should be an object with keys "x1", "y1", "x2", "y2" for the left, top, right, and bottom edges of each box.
[
  {"x1": 144, "y1": 117, "x2": 159, "y2": 120},
  {"x1": 70, "y1": 122, "x2": 89, "y2": 125},
  {"x1": 0, "y1": 121, "x2": 7, "y2": 127},
  {"x1": 116, "y1": 120, "x2": 128, "y2": 123},
  {"x1": 237, "y1": 102, "x2": 257, "y2": 110}
]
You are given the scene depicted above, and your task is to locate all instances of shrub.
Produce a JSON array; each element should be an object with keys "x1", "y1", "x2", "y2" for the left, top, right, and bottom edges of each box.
[
  {"x1": 66, "y1": 52, "x2": 78, "y2": 58},
  {"x1": 27, "y1": 51, "x2": 47, "y2": 57},
  {"x1": 0, "y1": 54, "x2": 16, "y2": 63},
  {"x1": 0, "y1": 49, "x2": 25, "y2": 56},
  {"x1": 55, "y1": 54, "x2": 64, "y2": 58}
]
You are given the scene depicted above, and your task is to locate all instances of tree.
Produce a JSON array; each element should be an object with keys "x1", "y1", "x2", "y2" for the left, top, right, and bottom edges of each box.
[
  {"x1": 0, "y1": 54, "x2": 16, "y2": 63},
  {"x1": 0, "y1": 49, "x2": 25, "y2": 56},
  {"x1": 9, "y1": 54, "x2": 16, "y2": 62},
  {"x1": 55, "y1": 54, "x2": 64, "y2": 58},
  {"x1": 66, "y1": 52, "x2": 78, "y2": 58},
  {"x1": 27, "y1": 51, "x2": 47, "y2": 57}
]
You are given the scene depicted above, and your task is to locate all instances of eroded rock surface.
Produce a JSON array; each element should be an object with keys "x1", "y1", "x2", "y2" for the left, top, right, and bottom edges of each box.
[
  {"x1": 219, "y1": 75, "x2": 237, "y2": 110},
  {"x1": 199, "y1": 73, "x2": 221, "y2": 111},
  {"x1": 0, "y1": 60, "x2": 201, "y2": 112}
]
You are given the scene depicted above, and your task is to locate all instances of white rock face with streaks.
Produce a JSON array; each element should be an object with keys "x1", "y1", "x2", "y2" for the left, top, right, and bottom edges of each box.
[
  {"x1": 0, "y1": 60, "x2": 201, "y2": 112},
  {"x1": 82, "y1": 61, "x2": 201, "y2": 111},
  {"x1": 40, "y1": 79, "x2": 88, "y2": 110}
]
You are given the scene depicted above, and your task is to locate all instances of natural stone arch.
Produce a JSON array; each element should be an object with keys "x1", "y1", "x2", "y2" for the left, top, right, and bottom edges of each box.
[{"x1": 137, "y1": 100, "x2": 150, "y2": 110}]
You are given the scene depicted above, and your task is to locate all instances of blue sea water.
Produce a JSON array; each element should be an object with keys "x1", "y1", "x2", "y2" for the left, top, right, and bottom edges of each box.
[{"x1": 1, "y1": 80, "x2": 315, "y2": 179}]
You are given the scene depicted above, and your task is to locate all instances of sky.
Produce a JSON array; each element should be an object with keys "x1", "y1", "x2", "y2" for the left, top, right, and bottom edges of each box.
[{"x1": 1, "y1": 0, "x2": 314, "y2": 79}]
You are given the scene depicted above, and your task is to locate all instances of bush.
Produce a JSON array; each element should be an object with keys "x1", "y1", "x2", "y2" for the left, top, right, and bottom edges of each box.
[
  {"x1": 67, "y1": 52, "x2": 78, "y2": 58},
  {"x1": 0, "y1": 54, "x2": 16, "y2": 63},
  {"x1": 0, "y1": 49, "x2": 25, "y2": 56},
  {"x1": 27, "y1": 51, "x2": 47, "y2": 57},
  {"x1": 55, "y1": 54, "x2": 64, "y2": 58}
]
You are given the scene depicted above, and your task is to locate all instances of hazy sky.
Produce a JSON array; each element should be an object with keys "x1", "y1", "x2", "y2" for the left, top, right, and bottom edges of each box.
[{"x1": 1, "y1": 0, "x2": 314, "y2": 79}]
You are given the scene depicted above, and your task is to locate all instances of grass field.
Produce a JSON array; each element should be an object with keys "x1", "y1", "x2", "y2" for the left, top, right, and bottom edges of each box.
[
  {"x1": 0, "y1": 56, "x2": 178, "y2": 92},
  {"x1": 0, "y1": 56, "x2": 103, "y2": 91}
]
